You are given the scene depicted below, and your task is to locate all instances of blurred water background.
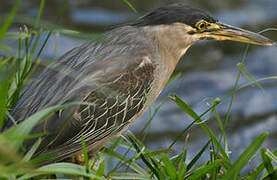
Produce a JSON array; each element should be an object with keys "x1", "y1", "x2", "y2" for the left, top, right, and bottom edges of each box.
[{"x1": 1, "y1": 0, "x2": 276, "y2": 172}]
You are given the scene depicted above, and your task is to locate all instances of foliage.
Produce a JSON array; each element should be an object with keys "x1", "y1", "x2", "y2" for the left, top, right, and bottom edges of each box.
[{"x1": 0, "y1": 0, "x2": 276, "y2": 179}]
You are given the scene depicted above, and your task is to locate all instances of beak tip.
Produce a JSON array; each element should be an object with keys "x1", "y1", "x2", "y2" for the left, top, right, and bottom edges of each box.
[
  {"x1": 262, "y1": 40, "x2": 276, "y2": 46},
  {"x1": 268, "y1": 41, "x2": 276, "y2": 46}
]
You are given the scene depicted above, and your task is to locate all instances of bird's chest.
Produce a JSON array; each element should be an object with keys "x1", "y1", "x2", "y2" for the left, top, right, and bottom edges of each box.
[{"x1": 145, "y1": 55, "x2": 176, "y2": 105}]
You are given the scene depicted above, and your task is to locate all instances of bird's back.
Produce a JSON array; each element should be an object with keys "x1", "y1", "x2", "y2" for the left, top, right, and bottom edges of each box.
[{"x1": 6, "y1": 26, "x2": 157, "y2": 162}]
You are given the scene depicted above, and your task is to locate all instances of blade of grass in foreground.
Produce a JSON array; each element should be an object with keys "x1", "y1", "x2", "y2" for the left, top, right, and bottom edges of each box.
[
  {"x1": 128, "y1": 133, "x2": 165, "y2": 179},
  {"x1": 104, "y1": 148, "x2": 149, "y2": 176},
  {"x1": 34, "y1": 0, "x2": 45, "y2": 31},
  {"x1": 161, "y1": 153, "x2": 177, "y2": 179},
  {"x1": 17, "y1": 162, "x2": 105, "y2": 180},
  {"x1": 246, "y1": 150, "x2": 277, "y2": 180},
  {"x1": 260, "y1": 148, "x2": 275, "y2": 176},
  {"x1": 123, "y1": 0, "x2": 137, "y2": 13},
  {"x1": 81, "y1": 135, "x2": 89, "y2": 171},
  {"x1": 170, "y1": 95, "x2": 230, "y2": 163},
  {"x1": 0, "y1": 0, "x2": 21, "y2": 43},
  {"x1": 187, "y1": 159, "x2": 222, "y2": 180},
  {"x1": 111, "y1": 172, "x2": 152, "y2": 180},
  {"x1": 265, "y1": 149, "x2": 277, "y2": 162},
  {"x1": 0, "y1": 135, "x2": 21, "y2": 164},
  {"x1": 34, "y1": 0, "x2": 68, "y2": 62},
  {"x1": 222, "y1": 132, "x2": 268, "y2": 180},
  {"x1": 237, "y1": 63, "x2": 264, "y2": 90},
  {"x1": 0, "y1": 68, "x2": 15, "y2": 130},
  {"x1": 2, "y1": 103, "x2": 77, "y2": 151},
  {"x1": 187, "y1": 140, "x2": 211, "y2": 171},
  {"x1": 22, "y1": 138, "x2": 41, "y2": 161}
]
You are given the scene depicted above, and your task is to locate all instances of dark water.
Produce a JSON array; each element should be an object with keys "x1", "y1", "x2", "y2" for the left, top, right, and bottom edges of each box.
[{"x1": 1, "y1": 0, "x2": 277, "y2": 172}]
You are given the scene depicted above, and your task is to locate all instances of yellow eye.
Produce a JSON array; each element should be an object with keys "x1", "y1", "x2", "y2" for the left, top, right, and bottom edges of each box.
[{"x1": 196, "y1": 20, "x2": 207, "y2": 30}]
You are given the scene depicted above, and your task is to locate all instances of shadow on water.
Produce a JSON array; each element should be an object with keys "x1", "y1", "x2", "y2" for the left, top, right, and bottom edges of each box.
[{"x1": 1, "y1": 0, "x2": 277, "y2": 172}]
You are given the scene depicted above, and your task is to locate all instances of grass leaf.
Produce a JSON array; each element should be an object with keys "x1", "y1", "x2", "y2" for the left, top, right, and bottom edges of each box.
[
  {"x1": 17, "y1": 162, "x2": 104, "y2": 180},
  {"x1": 22, "y1": 138, "x2": 41, "y2": 161},
  {"x1": 261, "y1": 148, "x2": 274, "y2": 175},
  {"x1": 123, "y1": 0, "x2": 137, "y2": 13},
  {"x1": 0, "y1": 0, "x2": 21, "y2": 43},
  {"x1": 161, "y1": 153, "x2": 177, "y2": 179},
  {"x1": 110, "y1": 172, "x2": 152, "y2": 180},
  {"x1": 3, "y1": 103, "x2": 75, "y2": 150},
  {"x1": 187, "y1": 140, "x2": 211, "y2": 170},
  {"x1": 170, "y1": 95, "x2": 230, "y2": 163},
  {"x1": 81, "y1": 135, "x2": 89, "y2": 171},
  {"x1": 187, "y1": 159, "x2": 222, "y2": 180},
  {"x1": 34, "y1": 0, "x2": 45, "y2": 30},
  {"x1": 104, "y1": 148, "x2": 148, "y2": 176},
  {"x1": 222, "y1": 132, "x2": 268, "y2": 180},
  {"x1": 237, "y1": 63, "x2": 263, "y2": 90}
]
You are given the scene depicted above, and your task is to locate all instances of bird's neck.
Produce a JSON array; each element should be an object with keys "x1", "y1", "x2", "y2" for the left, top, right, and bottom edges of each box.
[{"x1": 141, "y1": 24, "x2": 191, "y2": 75}]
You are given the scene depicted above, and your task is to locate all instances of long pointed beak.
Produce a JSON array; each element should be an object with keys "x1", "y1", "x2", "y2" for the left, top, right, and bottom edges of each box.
[{"x1": 204, "y1": 22, "x2": 275, "y2": 46}]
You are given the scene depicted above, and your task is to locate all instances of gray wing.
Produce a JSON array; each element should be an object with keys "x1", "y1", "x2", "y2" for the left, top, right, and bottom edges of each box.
[
  {"x1": 46, "y1": 55, "x2": 155, "y2": 159},
  {"x1": 7, "y1": 27, "x2": 156, "y2": 161}
]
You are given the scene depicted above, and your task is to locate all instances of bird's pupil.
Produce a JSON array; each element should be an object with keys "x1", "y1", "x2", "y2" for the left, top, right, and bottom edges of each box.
[{"x1": 200, "y1": 23, "x2": 205, "y2": 29}]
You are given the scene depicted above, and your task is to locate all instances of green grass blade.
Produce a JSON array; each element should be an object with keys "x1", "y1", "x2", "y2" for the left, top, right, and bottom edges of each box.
[
  {"x1": 261, "y1": 148, "x2": 274, "y2": 175},
  {"x1": 0, "y1": 162, "x2": 32, "y2": 177},
  {"x1": 96, "y1": 161, "x2": 106, "y2": 178},
  {"x1": 161, "y1": 153, "x2": 177, "y2": 179},
  {"x1": 34, "y1": 0, "x2": 68, "y2": 61},
  {"x1": 237, "y1": 63, "x2": 263, "y2": 90},
  {"x1": 22, "y1": 138, "x2": 41, "y2": 161},
  {"x1": 213, "y1": 107, "x2": 225, "y2": 141},
  {"x1": 222, "y1": 132, "x2": 268, "y2": 180},
  {"x1": 187, "y1": 159, "x2": 222, "y2": 180},
  {"x1": 29, "y1": 152, "x2": 58, "y2": 165},
  {"x1": 224, "y1": 44, "x2": 249, "y2": 137},
  {"x1": 104, "y1": 148, "x2": 148, "y2": 176},
  {"x1": 34, "y1": 0, "x2": 45, "y2": 30},
  {"x1": 245, "y1": 163, "x2": 265, "y2": 180},
  {"x1": 0, "y1": 0, "x2": 21, "y2": 43},
  {"x1": 0, "y1": 45, "x2": 12, "y2": 52},
  {"x1": 144, "y1": 148, "x2": 175, "y2": 159},
  {"x1": 128, "y1": 136, "x2": 160, "y2": 178},
  {"x1": 170, "y1": 95, "x2": 230, "y2": 162},
  {"x1": 3, "y1": 103, "x2": 74, "y2": 150},
  {"x1": 5, "y1": 132, "x2": 48, "y2": 141},
  {"x1": 168, "y1": 119, "x2": 197, "y2": 149},
  {"x1": 265, "y1": 149, "x2": 277, "y2": 162},
  {"x1": 141, "y1": 97, "x2": 167, "y2": 141},
  {"x1": 29, "y1": 29, "x2": 42, "y2": 61},
  {"x1": 81, "y1": 135, "x2": 89, "y2": 171},
  {"x1": 0, "y1": 57, "x2": 12, "y2": 68},
  {"x1": 17, "y1": 162, "x2": 105, "y2": 180},
  {"x1": 123, "y1": 0, "x2": 137, "y2": 13},
  {"x1": 165, "y1": 72, "x2": 182, "y2": 87},
  {"x1": 213, "y1": 106, "x2": 229, "y2": 156},
  {"x1": 262, "y1": 170, "x2": 277, "y2": 180},
  {"x1": 127, "y1": 133, "x2": 164, "y2": 179},
  {"x1": 172, "y1": 136, "x2": 188, "y2": 167},
  {"x1": 3, "y1": 32, "x2": 29, "y2": 39},
  {"x1": 187, "y1": 140, "x2": 211, "y2": 171},
  {"x1": 0, "y1": 69, "x2": 14, "y2": 130},
  {"x1": 169, "y1": 95, "x2": 198, "y2": 120},
  {"x1": 177, "y1": 162, "x2": 187, "y2": 180},
  {"x1": 0, "y1": 135, "x2": 21, "y2": 164},
  {"x1": 110, "y1": 172, "x2": 152, "y2": 180}
]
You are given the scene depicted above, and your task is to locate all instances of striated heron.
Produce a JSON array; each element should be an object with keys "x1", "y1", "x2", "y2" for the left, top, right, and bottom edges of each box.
[{"x1": 5, "y1": 3, "x2": 275, "y2": 164}]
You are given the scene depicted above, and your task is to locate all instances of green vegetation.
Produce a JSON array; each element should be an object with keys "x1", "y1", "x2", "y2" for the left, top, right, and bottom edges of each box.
[{"x1": 0, "y1": 0, "x2": 276, "y2": 179}]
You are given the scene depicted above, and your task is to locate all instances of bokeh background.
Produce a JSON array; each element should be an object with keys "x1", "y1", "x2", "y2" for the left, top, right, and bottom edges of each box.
[{"x1": 1, "y1": 0, "x2": 277, "y2": 172}]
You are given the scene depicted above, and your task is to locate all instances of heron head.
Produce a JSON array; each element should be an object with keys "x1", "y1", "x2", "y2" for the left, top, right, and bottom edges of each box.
[{"x1": 131, "y1": 3, "x2": 275, "y2": 50}]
